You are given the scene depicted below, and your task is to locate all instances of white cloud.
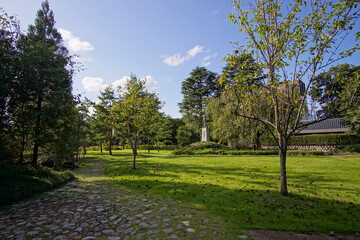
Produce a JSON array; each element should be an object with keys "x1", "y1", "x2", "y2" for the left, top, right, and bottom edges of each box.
[
  {"x1": 110, "y1": 75, "x2": 159, "y2": 92},
  {"x1": 203, "y1": 53, "x2": 218, "y2": 61},
  {"x1": 142, "y1": 75, "x2": 159, "y2": 92},
  {"x1": 201, "y1": 53, "x2": 218, "y2": 67},
  {"x1": 187, "y1": 45, "x2": 204, "y2": 57},
  {"x1": 81, "y1": 77, "x2": 107, "y2": 91},
  {"x1": 162, "y1": 54, "x2": 189, "y2": 66},
  {"x1": 162, "y1": 45, "x2": 205, "y2": 66},
  {"x1": 202, "y1": 62, "x2": 211, "y2": 67},
  {"x1": 112, "y1": 76, "x2": 130, "y2": 90},
  {"x1": 59, "y1": 28, "x2": 95, "y2": 53}
]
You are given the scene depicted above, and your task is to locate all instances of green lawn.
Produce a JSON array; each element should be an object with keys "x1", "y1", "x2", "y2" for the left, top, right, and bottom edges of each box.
[{"x1": 86, "y1": 150, "x2": 360, "y2": 236}]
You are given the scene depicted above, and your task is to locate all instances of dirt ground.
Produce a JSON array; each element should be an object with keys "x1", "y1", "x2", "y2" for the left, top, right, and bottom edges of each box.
[{"x1": 249, "y1": 230, "x2": 360, "y2": 240}]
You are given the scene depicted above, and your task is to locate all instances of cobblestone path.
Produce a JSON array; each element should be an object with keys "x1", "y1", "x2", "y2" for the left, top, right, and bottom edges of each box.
[{"x1": 0, "y1": 159, "x2": 238, "y2": 240}]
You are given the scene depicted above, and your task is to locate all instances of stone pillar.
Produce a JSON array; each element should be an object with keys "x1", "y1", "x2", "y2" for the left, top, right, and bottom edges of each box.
[{"x1": 201, "y1": 127, "x2": 210, "y2": 142}]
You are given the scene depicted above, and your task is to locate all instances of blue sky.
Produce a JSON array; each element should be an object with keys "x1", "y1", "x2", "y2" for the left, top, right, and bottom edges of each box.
[
  {"x1": 1, "y1": 0, "x2": 240, "y2": 117},
  {"x1": 1, "y1": 0, "x2": 359, "y2": 117}
]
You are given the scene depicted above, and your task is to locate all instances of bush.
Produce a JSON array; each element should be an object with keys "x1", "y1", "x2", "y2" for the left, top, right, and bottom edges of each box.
[
  {"x1": 220, "y1": 150, "x2": 279, "y2": 155},
  {"x1": 187, "y1": 141, "x2": 230, "y2": 151},
  {"x1": 287, "y1": 150, "x2": 326, "y2": 156},
  {"x1": 335, "y1": 144, "x2": 360, "y2": 153},
  {"x1": 0, "y1": 164, "x2": 75, "y2": 206},
  {"x1": 262, "y1": 134, "x2": 360, "y2": 146}
]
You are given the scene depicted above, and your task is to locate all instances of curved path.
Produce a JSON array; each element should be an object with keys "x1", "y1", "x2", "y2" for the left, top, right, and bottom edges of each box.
[{"x1": 0, "y1": 159, "x2": 236, "y2": 240}]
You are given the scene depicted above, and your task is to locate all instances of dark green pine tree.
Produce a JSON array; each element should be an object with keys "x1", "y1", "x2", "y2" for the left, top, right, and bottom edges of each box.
[
  {"x1": 93, "y1": 86, "x2": 119, "y2": 155},
  {"x1": 17, "y1": 0, "x2": 75, "y2": 166},
  {"x1": 178, "y1": 66, "x2": 222, "y2": 140},
  {"x1": 0, "y1": 10, "x2": 22, "y2": 162}
]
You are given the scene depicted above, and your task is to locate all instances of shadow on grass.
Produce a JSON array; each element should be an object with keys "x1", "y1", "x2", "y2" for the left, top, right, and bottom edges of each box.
[{"x1": 84, "y1": 154, "x2": 360, "y2": 233}]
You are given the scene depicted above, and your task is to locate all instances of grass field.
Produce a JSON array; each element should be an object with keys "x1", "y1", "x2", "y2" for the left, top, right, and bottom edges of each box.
[{"x1": 86, "y1": 150, "x2": 360, "y2": 236}]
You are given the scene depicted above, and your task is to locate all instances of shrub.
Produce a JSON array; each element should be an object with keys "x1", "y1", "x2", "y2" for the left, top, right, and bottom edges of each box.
[
  {"x1": 335, "y1": 144, "x2": 360, "y2": 153},
  {"x1": 287, "y1": 150, "x2": 325, "y2": 156},
  {"x1": 0, "y1": 164, "x2": 75, "y2": 205},
  {"x1": 187, "y1": 141, "x2": 230, "y2": 151},
  {"x1": 262, "y1": 134, "x2": 360, "y2": 146}
]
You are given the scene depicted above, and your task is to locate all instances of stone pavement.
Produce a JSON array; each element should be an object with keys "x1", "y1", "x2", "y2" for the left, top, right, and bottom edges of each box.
[{"x1": 0, "y1": 159, "x2": 237, "y2": 240}]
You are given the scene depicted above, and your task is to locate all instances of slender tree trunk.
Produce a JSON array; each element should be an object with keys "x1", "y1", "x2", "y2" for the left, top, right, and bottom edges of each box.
[
  {"x1": 19, "y1": 130, "x2": 26, "y2": 164},
  {"x1": 279, "y1": 135, "x2": 289, "y2": 196},
  {"x1": 147, "y1": 138, "x2": 150, "y2": 153},
  {"x1": 100, "y1": 142, "x2": 103, "y2": 153},
  {"x1": 109, "y1": 129, "x2": 113, "y2": 155},
  {"x1": 83, "y1": 146, "x2": 86, "y2": 155},
  {"x1": 32, "y1": 95, "x2": 42, "y2": 166},
  {"x1": 132, "y1": 137, "x2": 138, "y2": 169}
]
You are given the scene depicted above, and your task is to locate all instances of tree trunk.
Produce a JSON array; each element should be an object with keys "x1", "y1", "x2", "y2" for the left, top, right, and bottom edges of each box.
[
  {"x1": 109, "y1": 129, "x2": 113, "y2": 155},
  {"x1": 147, "y1": 139, "x2": 150, "y2": 153},
  {"x1": 83, "y1": 146, "x2": 86, "y2": 155},
  {"x1": 19, "y1": 131, "x2": 26, "y2": 164},
  {"x1": 132, "y1": 137, "x2": 138, "y2": 169},
  {"x1": 32, "y1": 95, "x2": 42, "y2": 166},
  {"x1": 279, "y1": 136, "x2": 289, "y2": 196},
  {"x1": 100, "y1": 142, "x2": 103, "y2": 153}
]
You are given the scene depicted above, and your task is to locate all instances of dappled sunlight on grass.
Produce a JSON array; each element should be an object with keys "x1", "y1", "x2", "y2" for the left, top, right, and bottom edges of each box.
[{"x1": 85, "y1": 150, "x2": 360, "y2": 233}]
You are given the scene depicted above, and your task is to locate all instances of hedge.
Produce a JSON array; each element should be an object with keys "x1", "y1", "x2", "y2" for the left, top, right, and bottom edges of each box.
[
  {"x1": 88, "y1": 145, "x2": 178, "y2": 151},
  {"x1": 262, "y1": 134, "x2": 360, "y2": 146}
]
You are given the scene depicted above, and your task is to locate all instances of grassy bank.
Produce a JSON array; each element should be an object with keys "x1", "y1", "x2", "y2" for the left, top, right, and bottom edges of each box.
[
  {"x1": 86, "y1": 150, "x2": 360, "y2": 235},
  {"x1": 0, "y1": 164, "x2": 75, "y2": 206}
]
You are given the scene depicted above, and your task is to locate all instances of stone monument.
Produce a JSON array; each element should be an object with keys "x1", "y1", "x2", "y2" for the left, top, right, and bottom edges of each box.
[{"x1": 201, "y1": 115, "x2": 210, "y2": 142}]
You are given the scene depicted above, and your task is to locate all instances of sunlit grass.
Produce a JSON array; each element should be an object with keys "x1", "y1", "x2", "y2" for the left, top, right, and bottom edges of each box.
[{"x1": 86, "y1": 149, "x2": 360, "y2": 235}]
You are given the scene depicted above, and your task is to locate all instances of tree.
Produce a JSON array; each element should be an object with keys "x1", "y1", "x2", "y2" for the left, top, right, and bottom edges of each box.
[
  {"x1": 176, "y1": 125, "x2": 197, "y2": 147},
  {"x1": 9, "y1": 0, "x2": 76, "y2": 166},
  {"x1": 207, "y1": 53, "x2": 269, "y2": 149},
  {"x1": 311, "y1": 64, "x2": 360, "y2": 116},
  {"x1": 0, "y1": 10, "x2": 21, "y2": 162},
  {"x1": 228, "y1": 0, "x2": 360, "y2": 195},
  {"x1": 207, "y1": 93, "x2": 270, "y2": 149},
  {"x1": 179, "y1": 67, "x2": 222, "y2": 140},
  {"x1": 92, "y1": 86, "x2": 119, "y2": 155},
  {"x1": 113, "y1": 75, "x2": 162, "y2": 169}
]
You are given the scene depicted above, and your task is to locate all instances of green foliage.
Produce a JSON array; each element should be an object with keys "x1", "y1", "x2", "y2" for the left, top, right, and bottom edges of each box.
[
  {"x1": 187, "y1": 141, "x2": 230, "y2": 151},
  {"x1": 310, "y1": 64, "x2": 360, "y2": 118},
  {"x1": 335, "y1": 144, "x2": 360, "y2": 153},
  {"x1": 264, "y1": 134, "x2": 360, "y2": 146},
  {"x1": 208, "y1": 54, "x2": 271, "y2": 149},
  {"x1": 112, "y1": 74, "x2": 163, "y2": 168},
  {"x1": 92, "y1": 86, "x2": 120, "y2": 155},
  {"x1": 176, "y1": 125, "x2": 197, "y2": 146},
  {"x1": 179, "y1": 66, "x2": 222, "y2": 139},
  {"x1": 88, "y1": 150, "x2": 360, "y2": 234},
  {"x1": 0, "y1": 164, "x2": 74, "y2": 205},
  {"x1": 0, "y1": 1, "x2": 78, "y2": 167},
  {"x1": 287, "y1": 150, "x2": 325, "y2": 156}
]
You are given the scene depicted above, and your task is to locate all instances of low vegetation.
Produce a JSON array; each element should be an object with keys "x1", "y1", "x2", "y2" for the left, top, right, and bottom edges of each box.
[
  {"x1": 0, "y1": 164, "x2": 75, "y2": 206},
  {"x1": 86, "y1": 150, "x2": 360, "y2": 236}
]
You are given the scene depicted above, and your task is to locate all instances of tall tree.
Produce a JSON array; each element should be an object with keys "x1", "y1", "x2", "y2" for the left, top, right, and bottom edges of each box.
[
  {"x1": 207, "y1": 53, "x2": 269, "y2": 149},
  {"x1": 228, "y1": 0, "x2": 360, "y2": 195},
  {"x1": 113, "y1": 75, "x2": 162, "y2": 169},
  {"x1": 179, "y1": 67, "x2": 222, "y2": 140},
  {"x1": 0, "y1": 10, "x2": 21, "y2": 161},
  {"x1": 16, "y1": 0, "x2": 75, "y2": 166},
  {"x1": 93, "y1": 86, "x2": 119, "y2": 155}
]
